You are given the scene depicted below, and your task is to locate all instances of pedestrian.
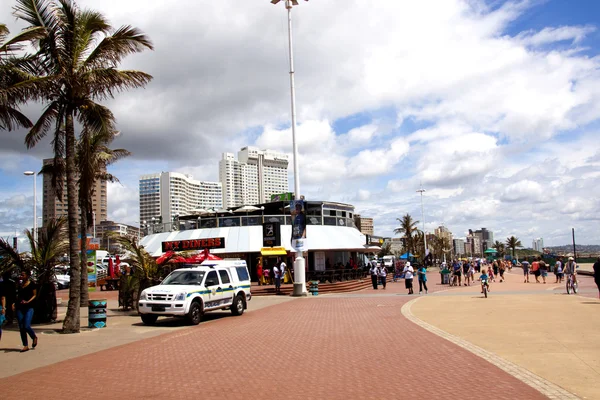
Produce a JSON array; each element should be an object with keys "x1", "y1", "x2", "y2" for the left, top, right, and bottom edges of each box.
[
  {"x1": 403, "y1": 262, "x2": 414, "y2": 295},
  {"x1": 521, "y1": 260, "x2": 530, "y2": 283},
  {"x1": 369, "y1": 260, "x2": 379, "y2": 290},
  {"x1": 498, "y1": 261, "x2": 506, "y2": 283},
  {"x1": 14, "y1": 270, "x2": 38, "y2": 352},
  {"x1": 593, "y1": 257, "x2": 600, "y2": 299},
  {"x1": 273, "y1": 260, "x2": 281, "y2": 294},
  {"x1": 531, "y1": 258, "x2": 540, "y2": 283},
  {"x1": 0, "y1": 272, "x2": 16, "y2": 325},
  {"x1": 487, "y1": 266, "x2": 495, "y2": 282},
  {"x1": 539, "y1": 257, "x2": 548, "y2": 284},
  {"x1": 279, "y1": 258, "x2": 287, "y2": 284},
  {"x1": 452, "y1": 260, "x2": 462, "y2": 286},
  {"x1": 378, "y1": 263, "x2": 387, "y2": 289},
  {"x1": 462, "y1": 261, "x2": 470, "y2": 286},
  {"x1": 417, "y1": 264, "x2": 428, "y2": 294},
  {"x1": 256, "y1": 258, "x2": 263, "y2": 286},
  {"x1": 492, "y1": 260, "x2": 499, "y2": 279},
  {"x1": 554, "y1": 259, "x2": 563, "y2": 283}
]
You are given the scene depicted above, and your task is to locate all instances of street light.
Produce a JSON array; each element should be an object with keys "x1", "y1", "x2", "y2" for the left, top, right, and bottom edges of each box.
[
  {"x1": 92, "y1": 211, "x2": 96, "y2": 239},
  {"x1": 417, "y1": 187, "x2": 427, "y2": 262},
  {"x1": 271, "y1": 0, "x2": 308, "y2": 297},
  {"x1": 24, "y1": 171, "x2": 37, "y2": 243}
]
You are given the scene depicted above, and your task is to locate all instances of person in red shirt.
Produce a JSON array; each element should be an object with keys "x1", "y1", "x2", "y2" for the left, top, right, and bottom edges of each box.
[
  {"x1": 531, "y1": 259, "x2": 541, "y2": 283},
  {"x1": 256, "y1": 258, "x2": 263, "y2": 286}
]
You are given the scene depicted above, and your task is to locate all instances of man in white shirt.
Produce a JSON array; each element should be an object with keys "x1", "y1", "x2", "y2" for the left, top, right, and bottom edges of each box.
[
  {"x1": 369, "y1": 260, "x2": 379, "y2": 290},
  {"x1": 403, "y1": 262, "x2": 414, "y2": 295},
  {"x1": 279, "y1": 259, "x2": 287, "y2": 284},
  {"x1": 273, "y1": 261, "x2": 281, "y2": 294}
]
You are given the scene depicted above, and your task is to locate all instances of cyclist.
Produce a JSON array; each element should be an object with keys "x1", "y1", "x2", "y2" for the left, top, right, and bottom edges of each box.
[
  {"x1": 564, "y1": 257, "x2": 577, "y2": 287},
  {"x1": 480, "y1": 269, "x2": 490, "y2": 294}
]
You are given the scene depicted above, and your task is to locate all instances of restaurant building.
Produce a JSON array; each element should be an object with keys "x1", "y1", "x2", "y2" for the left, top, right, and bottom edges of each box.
[{"x1": 139, "y1": 200, "x2": 376, "y2": 282}]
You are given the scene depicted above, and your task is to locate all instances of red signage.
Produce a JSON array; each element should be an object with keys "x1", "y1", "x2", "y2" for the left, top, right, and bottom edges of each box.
[{"x1": 161, "y1": 237, "x2": 225, "y2": 252}]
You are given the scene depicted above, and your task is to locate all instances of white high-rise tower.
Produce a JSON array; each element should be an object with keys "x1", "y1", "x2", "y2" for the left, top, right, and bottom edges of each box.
[{"x1": 219, "y1": 147, "x2": 289, "y2": 207}]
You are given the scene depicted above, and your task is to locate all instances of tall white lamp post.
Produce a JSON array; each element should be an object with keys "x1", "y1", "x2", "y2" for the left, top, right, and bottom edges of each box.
[
  {"x1": 417, "y1": 187, "x2": 427, "y2": 262},
  {"x1": 271, "y1": 0, "x2": 308, "y2": 296},
  {"x1": 24, "y1": 171, "x2": 37, "y2": 243}
]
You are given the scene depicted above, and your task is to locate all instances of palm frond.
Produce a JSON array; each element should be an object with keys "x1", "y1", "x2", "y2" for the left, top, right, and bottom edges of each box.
[
  {"x1": 25, "y1": 100, "x2": 59, "y2": 148},
  {"x1": 85, "y1": 69, "x2": 153, "y2": 99},
  {"x1": 83, "y1": 25, "x2": 153, "y2": 70},
  {"x1": 0, "y1": 25, "x2": 46, "y2": 53}
]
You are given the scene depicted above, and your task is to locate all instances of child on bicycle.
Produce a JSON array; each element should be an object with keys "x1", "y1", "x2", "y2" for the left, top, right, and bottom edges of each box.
[
  {"x1": 487, "y1": 266, "x2": 495, "y2": 282},
  {"x1": 480, "y1": 269, "x2": 491, "y2": 293}
]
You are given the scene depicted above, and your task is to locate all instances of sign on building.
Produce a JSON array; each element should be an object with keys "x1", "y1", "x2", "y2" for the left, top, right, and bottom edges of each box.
[
  {"x1": 262, "y1": 222, "x2": 281, "y2": 247},
  {"x1": 270, "y1": 192, "x2": 294, "y2": 202},
  {"x1": 161, "y1": 237, "x2": 225, "y2": 252}
]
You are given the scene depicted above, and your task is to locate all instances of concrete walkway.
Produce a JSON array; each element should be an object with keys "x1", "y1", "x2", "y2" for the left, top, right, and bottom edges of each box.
[{"x1": 408, "y1": 268, "x2": 600, "y2": 400}]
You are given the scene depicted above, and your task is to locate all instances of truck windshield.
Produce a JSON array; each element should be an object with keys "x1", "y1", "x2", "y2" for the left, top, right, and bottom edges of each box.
[{"x1": 162, "y1": 271, "x2": 205, "y2": 285}]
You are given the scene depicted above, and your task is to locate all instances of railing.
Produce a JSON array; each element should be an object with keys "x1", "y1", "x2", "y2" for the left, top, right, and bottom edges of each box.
[{"x1": 146, "y1": 215, "x2": 357, "y2": 233}]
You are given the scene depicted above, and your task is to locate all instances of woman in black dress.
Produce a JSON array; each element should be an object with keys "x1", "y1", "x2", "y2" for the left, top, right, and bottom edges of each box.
[{"x1": 13, "y1": 270, "x2": 38, "y2": 352}]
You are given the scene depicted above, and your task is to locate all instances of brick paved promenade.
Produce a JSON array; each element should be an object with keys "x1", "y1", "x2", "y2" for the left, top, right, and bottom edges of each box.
[{"x1": 0, "y1": 276, "x2": 549, "y2": 400}]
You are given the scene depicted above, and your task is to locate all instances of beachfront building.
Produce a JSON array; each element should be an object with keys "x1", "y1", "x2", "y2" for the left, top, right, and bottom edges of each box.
[
  {"x1": 353, "y1": 214, "x2": 374, "y2": 236},
  {"x1": 140, "y1": 200, "x2": 374, "y2": 282},
  {"x1": 139, "y1": 172, "x2": 222, "y2": 232},
  {"x1": 219, "y1": 147, "x2": 289, "y2": 208}
]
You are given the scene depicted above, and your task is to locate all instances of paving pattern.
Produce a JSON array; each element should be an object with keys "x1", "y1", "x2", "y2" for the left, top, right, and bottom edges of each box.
[{"x1": 2, "y1": 278, "x2": 547, "y2": 400}]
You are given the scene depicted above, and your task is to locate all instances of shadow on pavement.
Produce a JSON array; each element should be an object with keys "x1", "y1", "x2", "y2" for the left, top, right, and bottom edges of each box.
[
  {"x1": 130, "y1": 312, "x2": 231, "y2": 328},
  {"x1": 0, "y1": 348, "x2": 23, "y2": 353}
]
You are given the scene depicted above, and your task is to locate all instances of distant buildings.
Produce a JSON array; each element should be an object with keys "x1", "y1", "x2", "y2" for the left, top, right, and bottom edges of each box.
[
  {"x1": 453, "y1": 239, "x2": 465, "y2": 256},
  {"x1": 532, "y1": 238, "x2": 544, "y2": 252},
  {"x1": 474, "y1": 227, "x2": 494, "y2": 253},
  {"x1": 354, "y1": 215, "x2": 374, "y2": 236},
  {"x1": 95, "y1": 220, "x2": 142, "y2": 253},
  {"x1": 219, "y1": 146, "x2": 289, "y2": 208},
  {"x1": 138, "y1": 172, "x2": 223, "y2": 230},
  {"x1": 42, "y1": 158, "x2": 107, "y2": 232}
]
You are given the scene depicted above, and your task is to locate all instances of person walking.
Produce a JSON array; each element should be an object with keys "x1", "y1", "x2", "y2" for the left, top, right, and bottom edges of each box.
[
  {"x1": 403, "y1": 262, "x2": 414, "y2": 295},
  {"x1": 279, "y1": 258, "x2": 288, "y2": 284},
  {"x1": 14, "y1": 270, "x2": 38, "y2": 352},
  {"x1": 531, "y1": 258, "x2": 541, "y2": 283},
  {"x1": 0, "y1": 273, "x2": 16, "y2": 325},
  {"x1": 498, "y1": 261, "x2": 506, "y2": 283},
  {"x1": 256, "y1": 258, "x2": 263, "y2": 286},
  {"x1": 378, "y1": 263, "x2": 387, "y2": 290},
  {"x1": 539, "y1": 257, "x2": 548, "y2": 284},
  {"x1": 273, "y1": 261, "x2": 281, "y2": 294},
  {"x1": 521, "y1": 260, "x2": 530, "y2": 283},
  {"x1": 593, "y1": 257, "x2": 600, "y2": 299},
  {"x1": 417, "y1": 264, "x2": 428, "y2": 294},
  {"x1": 554, "y1": 259, "x2": 563, "y2": 283},
  {"x1": 369, "y1": 260, "x2": 379, "y2": 290},
  {"x1": 492, "y1": 260, "x2": 499, "y2": 280}
]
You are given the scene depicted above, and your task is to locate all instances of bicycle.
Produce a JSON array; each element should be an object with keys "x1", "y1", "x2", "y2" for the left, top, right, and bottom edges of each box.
[
  {"x1": 566, "y1": 274, "x2": 578, "y2": 294},
  {"x1": 481, "y1": 279, "x2": 489, "y2": 298}
]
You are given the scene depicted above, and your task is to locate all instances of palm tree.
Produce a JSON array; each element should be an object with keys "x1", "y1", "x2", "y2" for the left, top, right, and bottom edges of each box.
[
  {"x1": 10, "y1": 0, "x2": 153, "y2": 333},
  {"x1": 492, "y1": 240, "x2": 506, "y2": 257},
  {"x1": 111, "y1": 234, "x2": 159, "y2": 312},
  {"x1": 505, "y1": 236, "x2": 522, "y2": 259},
  {"x1": 76, "y1": 128, "x2": 131, "y2": 306},
  {"x1": 394, "y1": 214, "x2": 420, "y2": 255},
  {"x1": 0, "y1": 217, "x2": 69, "y2": 322}
]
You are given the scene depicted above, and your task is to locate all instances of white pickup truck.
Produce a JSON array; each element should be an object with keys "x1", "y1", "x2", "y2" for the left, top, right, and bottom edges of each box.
[{"x1": 138, "y1": 259, "x2": 252, "y2": 325}]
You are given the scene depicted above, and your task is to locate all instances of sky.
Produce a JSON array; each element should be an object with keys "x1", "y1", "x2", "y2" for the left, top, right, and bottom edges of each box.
[{"x1": 1, "y1": 0, "x2": 600, "y2": 250}]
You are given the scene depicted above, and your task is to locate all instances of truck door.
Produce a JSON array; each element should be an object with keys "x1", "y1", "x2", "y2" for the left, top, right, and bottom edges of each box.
[
  {"x1": 218, "y1": 269, "x2": 234, "y2": 306},
  {"x1": 203, "y1": 270, "x2": 222, "y2": 309}
]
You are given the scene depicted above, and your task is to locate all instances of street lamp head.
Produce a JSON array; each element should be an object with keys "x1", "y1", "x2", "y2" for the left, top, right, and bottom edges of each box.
[
  {"x1": 24, "y1": 171, "x2": 35, "y2": 176},
  {"x1": 271, "y1": 0, "x2": 308, "y2": 7}
]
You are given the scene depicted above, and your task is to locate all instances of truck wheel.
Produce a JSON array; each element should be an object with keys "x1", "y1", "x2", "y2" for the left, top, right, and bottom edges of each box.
[
  {"x1": 187, "y1": 301, "x2": 203, "y2": 325},
  {"x1": 141, "y1": 314, "x2": 158, "y2": 325},
  {"x1": 231, "y1": 295, "x2": 245, "y2": 316}
]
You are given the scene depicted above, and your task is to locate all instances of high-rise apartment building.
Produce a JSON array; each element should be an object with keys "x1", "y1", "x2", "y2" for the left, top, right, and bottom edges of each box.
[
  {"x1": 453, "y1": 239, "x2": 466, "y2": 256},
  {"x1": 42, "y1": 158, "x2": 107, "y2": 230},
  {"x1": 434, "y1": 225, "x2": 453, "y2": 242},
  {"x1": 466, "y1": 230, "x2": 481, "y2": 256},
  {"x1": 532, "y1": 238, "x2": 544, "y2": 252},
  {"x1": 219, "y1": 146, "x2": 289, "y2": 208},
  {"x1": 474, "y1": 227, "x2": 494, "y2": 253},
  {"x1": 353, "y1": 215, "x2": 374, "y2": 236},
  {"x1": 139, "y1": 172, "x2": 222, "y2": 229}
]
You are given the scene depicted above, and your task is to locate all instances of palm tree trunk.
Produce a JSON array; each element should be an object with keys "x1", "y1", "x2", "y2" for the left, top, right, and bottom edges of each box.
[
  {"x1": 79, "y1": 208, "x2": 89, "y2": 306},
  {"x1": 62, "y1": 112, "x2": 81, "y2": 333}
]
